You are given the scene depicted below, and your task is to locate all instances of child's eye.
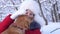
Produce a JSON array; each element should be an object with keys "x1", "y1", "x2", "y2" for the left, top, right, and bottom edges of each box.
[
  {"x1": 26, "y1": 12, "x2": 28, "y2": 14},
  {"x1": 26, "y1": 9, "x2": 28, "y2": 11},
  {"x1": 33, "y1": 14, "x2": 35, "y2": 16},
  {"x1": 30, "y1": 13, "x2": 35, "y2": 16},
  {"x1": 30, "y1": 13, "x2": 33, "y2": 15}
]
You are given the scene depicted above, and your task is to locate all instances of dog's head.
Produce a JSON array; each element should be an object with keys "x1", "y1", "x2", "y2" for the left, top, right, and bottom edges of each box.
[
  {"x1": 8, "y1": 15, "x2": 33, "y2": 34},
  {"x1": 14, "y1": 15, "x2": 33, "y2": 30}
]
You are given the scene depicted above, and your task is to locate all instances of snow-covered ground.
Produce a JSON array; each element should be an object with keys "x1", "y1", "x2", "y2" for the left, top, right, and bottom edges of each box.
[{"x1": 41, "y1": 23, "x2": 60, "y2": 34}]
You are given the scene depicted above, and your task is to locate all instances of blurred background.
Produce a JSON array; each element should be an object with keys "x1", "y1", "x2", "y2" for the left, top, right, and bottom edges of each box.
[
  {"x1": 0, "y1": 0, "x2": 23, "y2": 21},
  {"x1": 0, "y1": 0, "x2": 60, "y2": 25}
]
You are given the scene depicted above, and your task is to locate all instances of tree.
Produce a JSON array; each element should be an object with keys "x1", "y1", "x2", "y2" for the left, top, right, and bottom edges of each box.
[{"x1": 38, "y1": 0, "x2": 48, "y2": 25}]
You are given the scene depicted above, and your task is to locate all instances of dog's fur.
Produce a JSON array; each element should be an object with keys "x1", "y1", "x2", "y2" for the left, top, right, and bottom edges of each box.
[{"x1": 2, "y1": 15, "x2": 33, "y2": 34}]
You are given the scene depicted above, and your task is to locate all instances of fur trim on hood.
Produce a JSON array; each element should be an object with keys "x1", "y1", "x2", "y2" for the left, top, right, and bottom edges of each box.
[{"x1": 17, "y1": 0, "x2": 45, "y2": 27}]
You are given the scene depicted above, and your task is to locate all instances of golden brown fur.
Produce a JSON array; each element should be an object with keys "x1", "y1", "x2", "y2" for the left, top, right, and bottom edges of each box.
[{"x1": 2, "y1": 15, "x2": 33, "y2": 34}]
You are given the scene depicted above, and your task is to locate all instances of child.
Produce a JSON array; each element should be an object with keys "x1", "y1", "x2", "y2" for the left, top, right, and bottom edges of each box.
[
  {"x1": 0, "y1": 0, "x2": 42, "y2": 34},
  {"x1": 0, "y1": 10, "x2": 41, "y2": 34}
]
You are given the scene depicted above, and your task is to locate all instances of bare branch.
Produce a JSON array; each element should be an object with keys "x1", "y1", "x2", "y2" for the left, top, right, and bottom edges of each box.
[
  {"x1": 10, "y1": 0, "x2": 18, "y2": 10},
  {"x1": 53, "y1": 2, "x2": 59, "y2": 22},
  {"x1": 38, "y1": 0, "x2": 48, "y2": 25}
]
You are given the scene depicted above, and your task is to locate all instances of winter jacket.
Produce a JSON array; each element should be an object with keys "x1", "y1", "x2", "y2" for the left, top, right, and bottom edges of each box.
[
  {"x1": 0, "y1": 14, "x2": 14, "y2": 33},
  {"x1": 0, "y1": 14, "x2": 41, "y2": 34}
]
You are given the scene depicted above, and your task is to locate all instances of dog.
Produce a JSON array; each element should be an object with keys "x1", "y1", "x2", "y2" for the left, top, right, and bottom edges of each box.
[{"x1": 2, "y1": 15, "x2": 33, "y2": 34}]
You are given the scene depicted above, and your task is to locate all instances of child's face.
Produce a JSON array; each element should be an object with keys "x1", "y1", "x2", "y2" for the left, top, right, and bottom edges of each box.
[{"x1": 25, "y1": 9, "x2": 35, "y2": 18}]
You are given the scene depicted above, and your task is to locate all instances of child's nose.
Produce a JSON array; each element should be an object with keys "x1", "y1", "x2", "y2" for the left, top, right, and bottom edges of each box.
[{"x1": 26, "y1": 13, "x2": 33, "y2": 17}]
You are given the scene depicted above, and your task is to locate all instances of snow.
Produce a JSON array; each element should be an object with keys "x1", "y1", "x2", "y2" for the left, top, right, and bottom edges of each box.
[
  {"x1": 34, "y1": 15, "x2": 46, "y2": 27},
  {"x1": 0, "y1": 0, "x2": 22, "y2": 21},
  {"x1": 0, "y1": 0, "x2": 60, "y2": 34},
  {"x1": 41, "y1": 23, "x2": 60, "y2": 34},
  {"x1": 0, "y1": 0, "x2": 60, "y2": 24}
]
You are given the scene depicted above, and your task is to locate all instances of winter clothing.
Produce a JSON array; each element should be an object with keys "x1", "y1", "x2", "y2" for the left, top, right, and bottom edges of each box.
[
  {"x1": 10, "y1": 9, "x2": 26, "y2": 19},
  {"x1": 0, "y1": 0, "x2": 44, "y2": 34},
  {"x1": 0, "y1": 14, "x2": 41, "y2": 34},
  {"x1": 30, "y1": 21, "x2": 41, "y2": 30},
  {"x1": 25, "y1": 29, "x2": 41, "y2": 34},
  {"x1": 0, "y1": 14, "x2": 14, "y2": 33},
  {"x1": 0, "y1": 8, "x2": 26, "y2": 33},
  {"x1": 25, "y1": 19, "x2": 41, "y2": 34},
  {"x1": 18, "y1": 0, "x2": 40, "y2": 15},
  {"x1": 18, "y1": 0, "x2": 45, "y2": 27}
]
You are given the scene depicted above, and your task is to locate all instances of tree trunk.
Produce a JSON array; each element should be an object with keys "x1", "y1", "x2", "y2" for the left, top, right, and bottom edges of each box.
[{"x1": 38, "y1": 0, "x2": 48, "y2": 25}]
